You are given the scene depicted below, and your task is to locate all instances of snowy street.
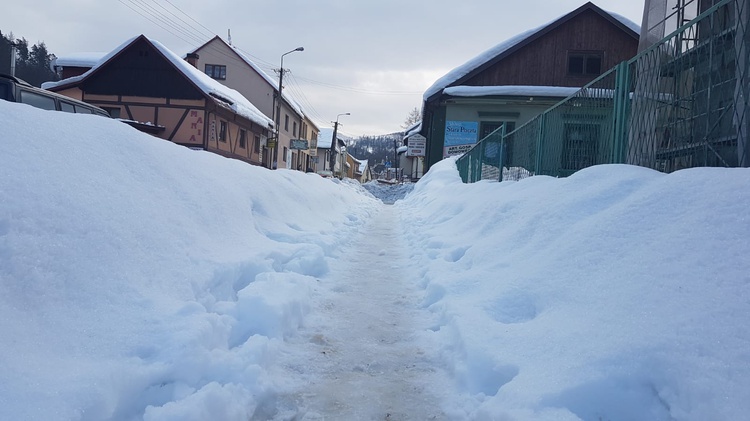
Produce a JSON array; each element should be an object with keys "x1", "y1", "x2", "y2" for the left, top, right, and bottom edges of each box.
[
  {"x1": 2, "y1": 102, "x2": 750, "y2": 421},
  {"x1": 264, "y1": 203, "x2": 450, "y2": 421}
]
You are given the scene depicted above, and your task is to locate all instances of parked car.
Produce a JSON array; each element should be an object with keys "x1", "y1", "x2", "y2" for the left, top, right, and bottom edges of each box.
[{"x1": 0, "y1": 74, "x2": 109, "y2": 117}]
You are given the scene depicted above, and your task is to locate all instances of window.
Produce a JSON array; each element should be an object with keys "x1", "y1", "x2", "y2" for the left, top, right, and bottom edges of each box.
[
  {"x1": 568, "y1": 51, "x2": 603, "y2": 76},
  {"x1": 254, "y1": 135, "x2": 260, "y2": 153},
  {"x1": 562, "y1": 123, "x2": 599, "y2": 171},
  {"x1": 239, "y1": 129, "x2": 247, "y2": 149},
  {"x1": 283, "y1": 147, "x2": 288, "y2": 161},
  {"x1": 293, "y1": 121, "x2": 297, "y2": 137},
  {"x1": 19, "y1": 90, "x2": 56, "y2": 111},
  {"x1": 102, "y1": 107, "x2": 121, "y2": 118},
  {"x1": 204, "y1": 64, "x2": 227, "y2": 80},
  {"x1": 60, "y1": 101, "x2": 76, "y2": 113},
  {"x1": 219, "y1": 121, "x2": 227, "y2": 142},
  {"x1": 0, "y1": 83, "x2": 9, "y2": 100},
  {"x1": 284, "y1": 115, "x2": 289, "y2": 132}
]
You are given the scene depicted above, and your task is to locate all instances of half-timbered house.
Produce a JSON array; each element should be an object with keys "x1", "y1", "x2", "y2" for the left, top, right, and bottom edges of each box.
[{"x1": 44, "y1": 35, "x2": 273, "y2": 166}]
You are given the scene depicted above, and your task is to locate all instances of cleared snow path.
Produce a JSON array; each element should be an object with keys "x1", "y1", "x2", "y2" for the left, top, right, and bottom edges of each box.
[{"x1": 261, "y1": 203, "x2": 451, "y2": 420}]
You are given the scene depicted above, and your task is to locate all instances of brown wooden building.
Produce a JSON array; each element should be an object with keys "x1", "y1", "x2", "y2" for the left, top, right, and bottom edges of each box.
[
  {"x1": 44, "y1": 35, "x2": 273, "y2": 166},
  {"x1": 420, "y1": 1, "x2": 639, "y2": 171}
]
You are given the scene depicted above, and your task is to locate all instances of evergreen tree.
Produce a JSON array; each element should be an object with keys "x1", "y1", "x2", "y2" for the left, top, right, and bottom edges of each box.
[{"x1": 0, "y1": 31, "x2": 12, "y2": 75}]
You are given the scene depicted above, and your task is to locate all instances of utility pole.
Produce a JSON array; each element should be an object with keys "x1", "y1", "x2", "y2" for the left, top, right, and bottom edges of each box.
[
  {"x1": 329, "y1": 120, "x2": 340, "y2": 175},
  {"x1": 272, "y1": 66, "x2": 284, "y2": 169},
  {"x1": 272, "y1": 47, "x2": 304, "y2": 169},
  {"x1": 329, "y1": 113, "x2": 350, "y2": 177},
  {"x1": 394, "y1": 137, "x2": 399, "y2": 180}
]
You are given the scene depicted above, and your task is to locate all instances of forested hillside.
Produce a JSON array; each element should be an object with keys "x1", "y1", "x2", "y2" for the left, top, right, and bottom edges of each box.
[
  {"x1": 1, "y1": 30, "x2": 58, "y2": 87},
  {"x1": 347, "y1": 133, "x2": 403, "y2": 168}
]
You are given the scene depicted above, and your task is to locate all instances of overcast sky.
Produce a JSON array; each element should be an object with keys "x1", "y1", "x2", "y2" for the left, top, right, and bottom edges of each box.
[{"x1": 3, "y1": 0, "x2": 644, "y2": 137}]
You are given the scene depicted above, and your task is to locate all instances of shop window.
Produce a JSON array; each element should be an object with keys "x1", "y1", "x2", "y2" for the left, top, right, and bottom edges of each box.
[{"x1": 562, "y1": 123, "x2": 599, "y2": 171}]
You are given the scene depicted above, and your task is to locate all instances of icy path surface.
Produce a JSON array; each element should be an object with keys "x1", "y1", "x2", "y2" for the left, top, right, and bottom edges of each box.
[{"x1": 263, "y1": 203, "x2": 451, "y2": 421}]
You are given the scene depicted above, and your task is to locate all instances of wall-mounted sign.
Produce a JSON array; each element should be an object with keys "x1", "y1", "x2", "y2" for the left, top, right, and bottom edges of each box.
[
  {"x1": 290, "y1": 139, "x2": 309, "y2": 150},
  {"x1": 407, "y1": 134, "x2": 426, "y2": 157},
  {"x1": 444, "y1": 121, "x2": 478, "y2": 157}
]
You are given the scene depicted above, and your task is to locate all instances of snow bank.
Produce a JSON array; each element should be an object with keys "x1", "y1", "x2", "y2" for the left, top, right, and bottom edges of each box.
[
  {"x1": 3, "y1": 97, "x2": 749, "y2": 421},
  {"x1": 396, "y1": 158, "x2": 750, "y2": 420},
  {"x1": 0, "y1": 100, "x2": 377, "y2": 420}
]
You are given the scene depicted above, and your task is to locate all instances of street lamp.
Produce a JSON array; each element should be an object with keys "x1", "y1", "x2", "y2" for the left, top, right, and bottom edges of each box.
[
  {"x1": 271, "y1": 46, "x2": 304, "y2": 169},
  {"x1": 329, "y1": 112, "x2": 350, "y2": 178}
]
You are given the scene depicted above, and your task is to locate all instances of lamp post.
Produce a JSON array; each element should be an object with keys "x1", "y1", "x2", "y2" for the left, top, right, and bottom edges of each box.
[
  {"x1": 329, "y1": 112, "x2": 350, "y2": 178},
  {"x1": 271, "y1": 46, "x2": 304, "y2": 169}
]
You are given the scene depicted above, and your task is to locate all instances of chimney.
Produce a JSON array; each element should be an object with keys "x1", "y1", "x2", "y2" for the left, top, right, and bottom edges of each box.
[{"x1": 186, "y1": 52, "x2": 199, "y2": 68}]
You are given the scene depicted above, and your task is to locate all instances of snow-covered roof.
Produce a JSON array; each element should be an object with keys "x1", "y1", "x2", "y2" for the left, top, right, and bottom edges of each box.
[
  {"x1": 52, "y1": 52, "x2": 106, "y2": 68},
  {"x1": 443, "y1": 85, "x2": 584, "y2": 98},
  {"x1": 189, "y1": 38, "x2": 305, "y2": 118},
  {"x1": 397, "y1": 145, "x2": 408, "y2": 154},
  {"x1": 357, "y1": 159, "x2": 368, "y2": 173},
  {"x1": 317, "y1": 128, "x2": 334, "y2": 149},
  {"x1": 403, "y1": 121, "x2": 422, "y2": 140},
  {"x1": 230, "y1": 46, "x2": 306, "y2": 118},
  {"x1": 423, "y1": 3, "x2": 640, "y2": 101},
  {"x1": 43, "y1": 35, "x2": 273, "y2": 129},
  {"x1": 317, "y1": 127, "x2": 351, "y2": 149}
]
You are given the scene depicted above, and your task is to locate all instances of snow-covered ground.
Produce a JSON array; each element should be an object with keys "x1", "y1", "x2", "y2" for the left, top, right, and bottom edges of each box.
[
  {"x1": 1, "y1": 100, "x2": 749, "y2": 421},
  {"x1": 362, "y1": 181, "x2": 415, "y2": 204}
]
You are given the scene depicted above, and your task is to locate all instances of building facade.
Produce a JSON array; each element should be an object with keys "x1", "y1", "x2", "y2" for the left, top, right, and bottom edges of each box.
[
  {"x1": 420, "y1": 1, "x2": 639, "y2": 172},
  {"x1": 44, "y1": 35, "x2": 273, "y2": 165},
  {"x1": 189, "y1": 37, "x2": 313, "y2": 171}
]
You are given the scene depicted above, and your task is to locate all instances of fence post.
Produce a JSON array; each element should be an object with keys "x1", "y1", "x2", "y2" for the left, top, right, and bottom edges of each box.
[
  {"x1": 474, "y1": 140, "x2": 484, "y2": 182},
  {"x1": 612, "y1": 61, "x2": 632, "y2": 164},
  {"x1": 535, "y1": 113, "x2": 546, "y2": 175},
  {"x1": 498, "y1": 124, "x2": 507, "y2": 182}
]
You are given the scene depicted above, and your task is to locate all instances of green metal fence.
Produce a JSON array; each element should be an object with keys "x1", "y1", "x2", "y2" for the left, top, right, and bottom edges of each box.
[{"x1": 457, "y1": 0, "x2": 749, "y2": 182}]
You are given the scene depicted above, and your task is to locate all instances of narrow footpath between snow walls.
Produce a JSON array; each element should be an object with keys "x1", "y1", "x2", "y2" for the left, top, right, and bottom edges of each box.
[{"x1": 258, "y1": 202, "x2": 454, "y2": 420}]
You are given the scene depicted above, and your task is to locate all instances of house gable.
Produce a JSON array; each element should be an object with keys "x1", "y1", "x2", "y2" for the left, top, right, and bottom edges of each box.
[
  {"x1": 424, "y1": 2, "x2": 639, "y2": 103},
  {"x1": 463, "y1": 7, "x2": 638, "y2": 88},
  {"x1": 82, "y1": 37, "x2": 203, "y2": 100}
]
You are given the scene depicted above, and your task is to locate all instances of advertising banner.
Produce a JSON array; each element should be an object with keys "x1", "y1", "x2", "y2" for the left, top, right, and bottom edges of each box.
[{"x1": 444, "y1": 121, "x2": 478, "y2": 157}]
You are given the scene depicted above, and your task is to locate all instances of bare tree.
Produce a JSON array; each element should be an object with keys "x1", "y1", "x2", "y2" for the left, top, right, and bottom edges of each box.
[{"x1": 401, "y1": 107, "x2": 421, "y2": 130}]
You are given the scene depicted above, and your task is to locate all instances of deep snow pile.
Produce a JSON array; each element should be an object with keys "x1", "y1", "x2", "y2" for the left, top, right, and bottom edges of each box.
[
  {"x1": 0, "y1": 101, "x2": 378, "y2": 420},
  {"x1": 1, "y1": 99, "x2": 750, "y2": 421},
  {"x1": 396, "y1": 158, "x2": 750, "y2": 420}
]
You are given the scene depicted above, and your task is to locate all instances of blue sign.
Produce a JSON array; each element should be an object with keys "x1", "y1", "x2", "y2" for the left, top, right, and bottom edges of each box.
[
  {"x1": 444, "y1": 121, "x2": 479, "y2": 146},
  {"x1": 385, "y1": 161, "x2": 392, "y2": 168}
]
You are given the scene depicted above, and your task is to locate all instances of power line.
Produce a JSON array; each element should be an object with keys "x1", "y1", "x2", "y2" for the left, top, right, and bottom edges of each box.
[
  {"x1": 291, "y1": 75, "x2": 423, "y2": 96},
  {"x1": 161, "y1": 0, "x2": 216, "y2": 38},
  {"x1": 120, "y1": 0, "x2": 207, "y2": 46}
]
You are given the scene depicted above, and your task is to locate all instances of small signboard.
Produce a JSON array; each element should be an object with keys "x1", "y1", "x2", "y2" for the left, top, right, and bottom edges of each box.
[
  {"x1": 290, "y1": 139, "x2": 309, "y2": 150},
  {"x1": 407, "y1": 134, "x2": 426, "y2": 157},
  {"x1": 444, "y1": 121, "x2": 478, "y2": 157}
]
